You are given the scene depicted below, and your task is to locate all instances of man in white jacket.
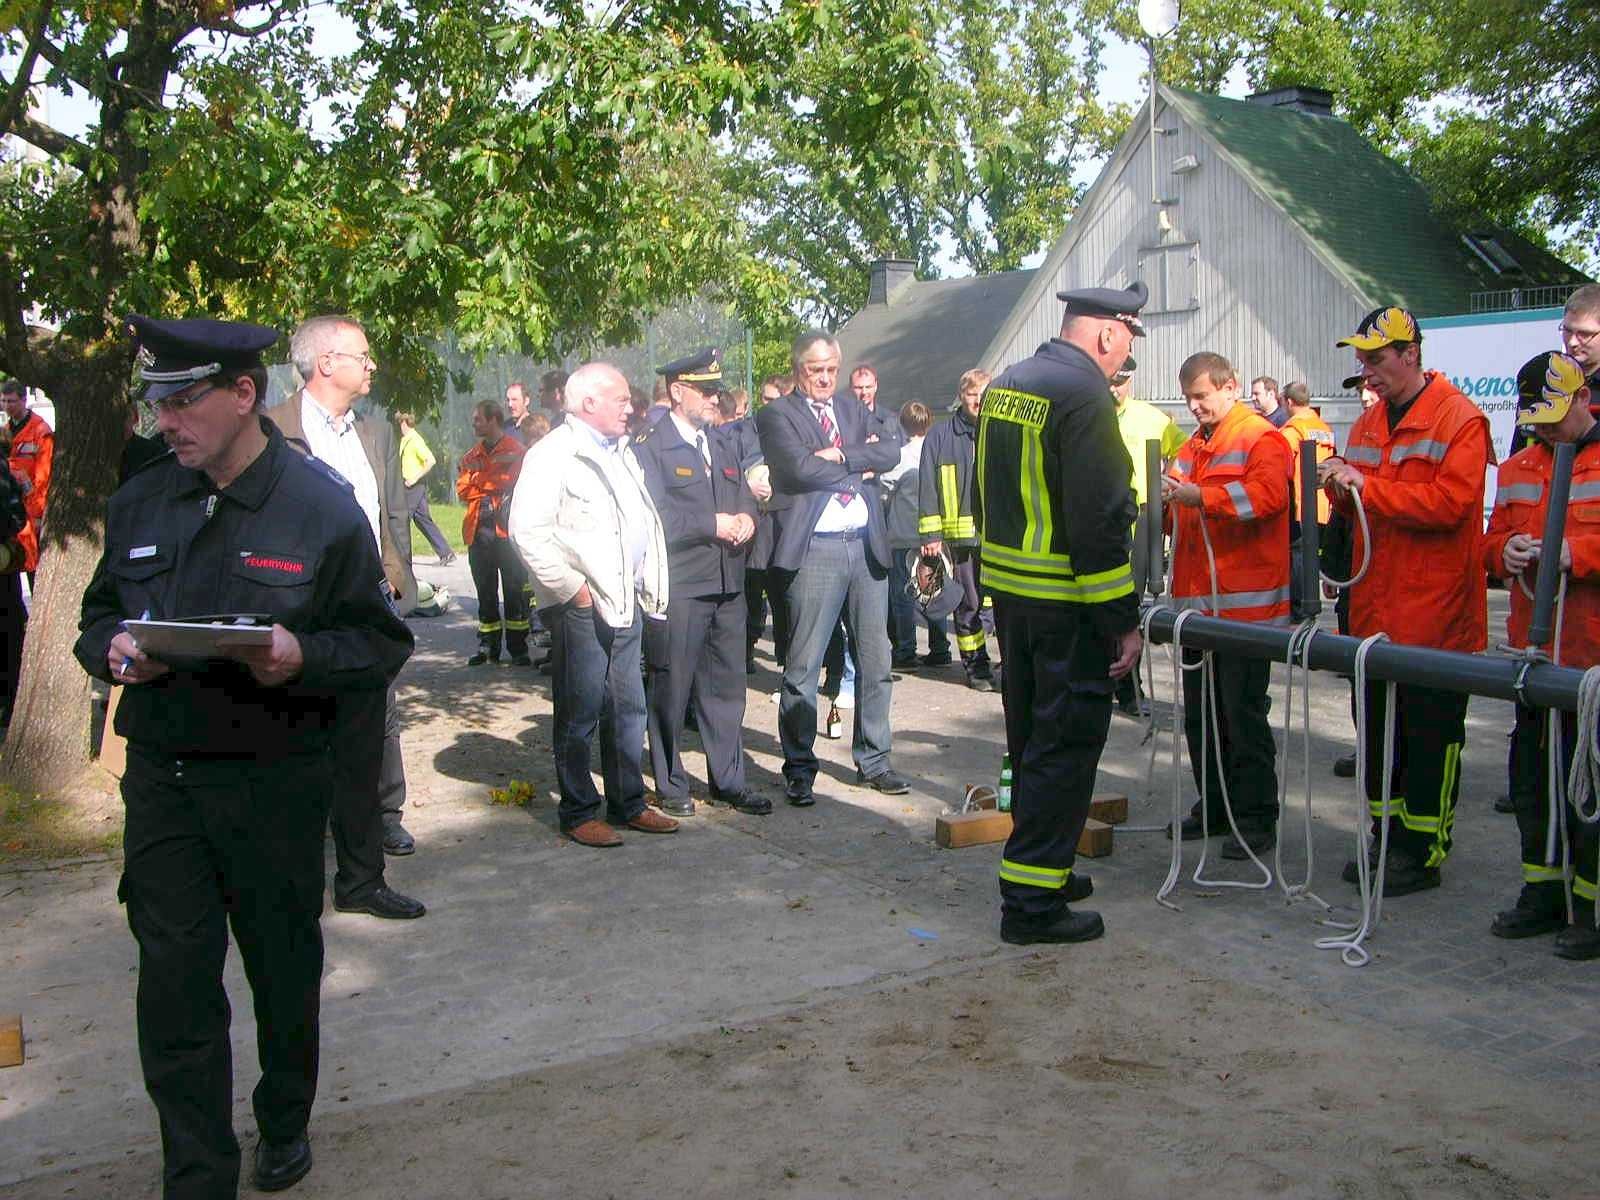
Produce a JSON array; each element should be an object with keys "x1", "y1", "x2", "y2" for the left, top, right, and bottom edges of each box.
[{"x1": 508, "y1": 362, "x2": 675, "y2": 847}]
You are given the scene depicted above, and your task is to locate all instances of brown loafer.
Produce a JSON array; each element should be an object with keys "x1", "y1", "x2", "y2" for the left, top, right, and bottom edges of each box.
[
  {"x1": 565, "y1": 818, "x2": 624, "y2": 848},
  {"x1": 624, "y1": 807, "x2": 679, "y2": 834}
]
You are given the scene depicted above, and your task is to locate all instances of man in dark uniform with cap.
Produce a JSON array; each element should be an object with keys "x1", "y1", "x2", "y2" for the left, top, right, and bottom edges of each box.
[
  {"x1": 631, "y1": 348, "x2": 768, "y2": 815},
  {"x1": 76, "y1": 316, "x2": 413, "y2": 1197},
  {"x1": 974, "y1": 282, "x2": 1144, "y2": 945}
]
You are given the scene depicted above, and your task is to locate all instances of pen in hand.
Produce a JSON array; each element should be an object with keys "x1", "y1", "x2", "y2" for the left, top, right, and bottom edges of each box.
[{"x1": 120, "y1": 609, "x2": 150, "y2": 680}]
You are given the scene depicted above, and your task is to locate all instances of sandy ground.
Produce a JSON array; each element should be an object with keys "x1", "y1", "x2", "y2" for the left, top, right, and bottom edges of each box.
[{"x1": 2, "y1": 574, "x2": 1589, "y2": 1199}]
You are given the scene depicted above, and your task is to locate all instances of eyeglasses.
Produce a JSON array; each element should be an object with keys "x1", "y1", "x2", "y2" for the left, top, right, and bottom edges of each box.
[
  {"x1": 325, "y1": 350, "x2": 376, "y2": 368},
  {"x1": 1560, "y1": 324, "x2": 1600, "y2": 346},
  {"x1": 145, "y1": 384, "x2": 222, "y2": 412}
]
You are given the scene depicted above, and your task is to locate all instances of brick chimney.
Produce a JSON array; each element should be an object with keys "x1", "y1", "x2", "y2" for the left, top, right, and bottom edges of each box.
[{"x1": 867, "y1": 258, "x2": 917, "y2": 305}]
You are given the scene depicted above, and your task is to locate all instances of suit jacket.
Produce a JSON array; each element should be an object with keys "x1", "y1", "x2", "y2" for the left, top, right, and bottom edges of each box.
[
  {"x1": 631, "y1": 415, "x2": 758, "y2": 596},
  {"x1": 756, "y1": 390, "x2": 901, "y2": 573},
  {"x1": 267, "y1": 392, "x2": 417, "y2": 617}
]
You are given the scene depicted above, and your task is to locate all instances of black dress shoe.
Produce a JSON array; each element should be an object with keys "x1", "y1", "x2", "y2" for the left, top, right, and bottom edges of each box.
[
  {"x1": 728, "y1": 793, "x2": 773, "y2": 815},
  {"x1": 785, "y1": 780, "x2": 814, "y2": 807},
  {"x1": 1490, "y1": 884, "x2": 1565, "y2": 939},
  {"x1": 1220, "y1": 827, "x2": 1276, "y2": 861},
  {"x1": 892, "y1": 655, "x2": 920, "y2": 671},
  {"x1": 1000, "y1": 907, "x2": 1105, "y2": 945},
  {"x1": 253, "y1": 1132, "x2": 312, "y2": 1192},
  {"x1": 1494, "y1": 792, "x2": 1516, "y2": 814},
  {"x1": 1333, "y1": 753, "x2": 1357, "y2": 778},
  {"x1": 920, "y1": 651, "x2": 953, "y2": 667},
  {"x1": 467, "y1": 651, "x2": 497, "y2": 667},
  {"x1": 1554, "y1": 914, "x2": 1600, "y2": 960},
  {"x1": 381, "y1": 823, "x2": 415, "y2": 856},
  {"x1": 855, "y1": 768, "x2": 910, "y2": 795},
  {"x1": 334, "y1": 885, "x2": 427, "y2": 920}
]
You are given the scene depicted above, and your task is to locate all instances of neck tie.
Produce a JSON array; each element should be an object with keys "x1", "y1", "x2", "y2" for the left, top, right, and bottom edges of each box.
[
  {"x1": 813, "y1": 402, "x2": 854, "y2": 507},
  {"x1": 695, "y1": 430, "x2": 711, "y2": 472}
]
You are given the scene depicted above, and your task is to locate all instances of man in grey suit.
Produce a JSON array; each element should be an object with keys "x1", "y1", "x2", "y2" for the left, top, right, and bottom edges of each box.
[
  {"x1": 756, "y1": 330, "x2": 909, "y2": 806},
  {"x1": 271, "y1": 315, "x2": 425, "y2": 920}
]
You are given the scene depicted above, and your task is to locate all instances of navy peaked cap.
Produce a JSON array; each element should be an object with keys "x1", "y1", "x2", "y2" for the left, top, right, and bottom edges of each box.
[
  {"x1": 1055, "y1": 281, "x2": 1148, "y2": 336},
  {"x1": 657, "y1": 346, "x2": 723, "y2": 386},
  {"x1": 126, "y1": 315, "x2": 279, "y2": 401}
]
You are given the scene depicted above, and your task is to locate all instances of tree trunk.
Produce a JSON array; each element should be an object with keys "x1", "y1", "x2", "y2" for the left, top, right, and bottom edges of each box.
[{"x1": 0, "y1": 379, "x2": 128, "y2": 800}]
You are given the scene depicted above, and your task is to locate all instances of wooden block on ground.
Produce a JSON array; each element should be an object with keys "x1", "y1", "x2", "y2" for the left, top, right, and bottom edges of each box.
[
  {"x1": 0, "y1": 1015, "x2": 22, "y2": 1068},
  {"x1": 1077, "y1": 818, "x2": 1113, "y2": 858},
  {"x1": 936, "y1": 809, "x2": 1013, "y2": 849},
  {"x1": 1090, "y1": 793, "x2": 1129, "y2": 825}
]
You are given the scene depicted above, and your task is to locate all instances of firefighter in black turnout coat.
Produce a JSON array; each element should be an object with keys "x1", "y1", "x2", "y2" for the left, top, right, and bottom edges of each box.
[
  {"x1": 76, "y1": 316, "x2": 413, "y2": 1198},
  {"x1": 631, "y1": 347, "x2": 768, "y2": 816}
]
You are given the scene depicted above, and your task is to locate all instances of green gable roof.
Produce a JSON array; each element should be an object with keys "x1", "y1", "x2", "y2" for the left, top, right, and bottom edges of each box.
[{"x1": 1165, "y1": 87, "x2": 1588, "y2": 317}]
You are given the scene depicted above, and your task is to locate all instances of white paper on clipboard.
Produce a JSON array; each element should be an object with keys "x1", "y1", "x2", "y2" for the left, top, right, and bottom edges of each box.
[{"x1": 125, "y1": 619, "x2": 274, "y2": 660}]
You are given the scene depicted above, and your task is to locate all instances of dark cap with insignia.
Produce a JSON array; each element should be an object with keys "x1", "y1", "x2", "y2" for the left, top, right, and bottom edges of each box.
[
  {"x1": 657, "y1": 346, "x2": 723, "y2": 390},
  {"x1": 126, "y1": 314, "x2": 280, "y2": 402},
  {"x1": 1055, "y1": 280, "x2": 1148, "y2": 337}
]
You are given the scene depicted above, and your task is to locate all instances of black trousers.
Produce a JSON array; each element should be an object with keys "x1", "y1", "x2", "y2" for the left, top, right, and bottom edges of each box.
[
  {"x1": 745, "y1": 568, "x2": 790, "y2": 667},
  {"x1": 1181, "y1": 649, "x2": 1278, "y2": 833},
  {"x1": 949, "y1": 547, "x2": 992, "y2": 671},
  {"x1": 120, "y1": 747, "x2": 330, "y2": 1200},
  {"x1": 0, "y1": 568, "x2": 23, "y2": 723},
  {"x1": 331, "y1": 685, "x2": 404, "y2": 905},
  {"x1": 1510, "y1": 703, "x2": 1600, "y2": 899},
  {"x1": 405, "y1": 482, "x2": 453, "y2": 559},
  {"x1": 468, "y1": 532, "x2": 529, "y2": 657},
  {"x1": 994, "y1": 597, "x2": 1112, "y2": 918},
  {"x1": 646, "y1": 591, "x2": 748, "y2": 801},
  {"x1": 1360, "y1": 682, "x2": 1467, "y2": 868}
]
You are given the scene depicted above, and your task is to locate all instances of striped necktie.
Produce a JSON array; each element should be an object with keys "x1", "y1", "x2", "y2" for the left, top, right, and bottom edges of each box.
[{"x1": 813, "y1": 402, "x2": 854, "y2": 507}]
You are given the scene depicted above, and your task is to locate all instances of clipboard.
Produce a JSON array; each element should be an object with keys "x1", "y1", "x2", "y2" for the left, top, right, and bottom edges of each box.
[{"x1": 125, "y1": 616, "x2": 274, "y2": 660}]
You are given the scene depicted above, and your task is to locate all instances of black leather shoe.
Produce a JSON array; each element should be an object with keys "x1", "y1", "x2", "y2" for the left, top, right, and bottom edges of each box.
[
  {"x1": 1220, "y1": 827, "x2": 1275, "y2": 861},
  {"x1": 855, "y1": 768, "x2": 910, "y2": 795},
  {"x1": 437, "y1": 553, "x2": 457, "y2": 566},
  {"x1": 1555, "y1": 912, "x2": 1600, "y2": 960},
  {"x1": 1333, "y1": 753, "x2": 1356, "y2": 778},
  {"x1": 1000, "y1": 907, "x2": 1105, "y2": 945},
  {"x1": 1166, "y1": 815, "x2": 1215, "y2": 842},
  {"x1": 785, "y1": 780, "x2": 814, "y2": 807},
  {"x1": 253, "y1": 1131, "x2": 312, "y2": 1192},
  {"x1": 1494, "y1": 792, "x2": 1516, "y2": 814},
  {"x1": 729, "y1": 793, "x2": 772, "y2": 815},
  {"x1": 381, "y1": 823, "x2": 415, "y2": 856},
  {"x1": 509, "y1": 653, "x2": 533, "y2": 667},
  {"x1": 467, "y1": 651, "x2": 497, "y2": 667},
  {"x1": 334, "y1": 886, "x2": 427, "y2": 920},
  {"x1": 891, "y1": 655, "x2": 920, "y2": 671},
  {"x1": 1491, "y1": 884, "x2": 1565, "y2": 938},
  {"x1": 966, "y1": 672, "x2": 996, "y2": 693},
  {"x1": 658, "y1": 796, "x2": 695, "y2": 817},
  {"x1": 919, "y1": 651, "x2": 953, "y2": 667}
]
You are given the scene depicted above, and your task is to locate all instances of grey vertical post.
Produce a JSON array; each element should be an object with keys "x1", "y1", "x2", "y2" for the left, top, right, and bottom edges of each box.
[
  {"x1": 1529, "y1": 439, "x2": 1576, "y2": 647},
  {"x1": 1298, "y1": 438, "x2": 1322, "y2": 620},
  {"x1": 1145, "y1": 438, "x2": 1165, "y2": 597}
]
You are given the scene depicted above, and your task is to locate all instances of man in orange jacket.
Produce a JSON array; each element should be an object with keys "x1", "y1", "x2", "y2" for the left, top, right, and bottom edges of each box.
[
  {"x1": 457, "y1": 400, "x2": 531, "y2": 665},
  {"x1": 2, "y1": 380, "x2": 51, "y2": 579},
  {"x1": 1322, "y1": 306, "x2": 1491, "y2": 896},
  {"x1": 1483, "y1": 351, "x2": 1600, "y2": 959},
  {"x1": 1163, "y1": 351, "x2": 1292, "y2": 860}
]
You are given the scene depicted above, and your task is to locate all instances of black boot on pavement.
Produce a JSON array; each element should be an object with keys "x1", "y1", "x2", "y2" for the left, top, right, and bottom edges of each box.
[
  {"x1": 1490, "y1": 882, "x2": 1566, "y2": 939},
  {"x1": 1000, "y1": 907, "x2": 1105, "y2": 945},
  {"x1": 253, "y1": 1132, "x2": 312, "y2": 1192},
  {"x1": 1554, "y1": 904, "x2": 1600, "y2": 960},
  {"x1": 1220, "y1": 826, "x2": 1276, "y2": 861}
]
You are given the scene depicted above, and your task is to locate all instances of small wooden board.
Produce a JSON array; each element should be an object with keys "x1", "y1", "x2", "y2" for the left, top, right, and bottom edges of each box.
[
  {"x1": 1089, "y1": 793, "x2": 1129, "y2": 825},
  {"x1": 936, "y1": 809, "x2": 1011, "y2": 848},
  {"x1": 0, "y1": 1014, "x2": 23, "y2": 1068},
  {"x1": 1077, "y1": 818, "x2": 1114, "y2": 858}
]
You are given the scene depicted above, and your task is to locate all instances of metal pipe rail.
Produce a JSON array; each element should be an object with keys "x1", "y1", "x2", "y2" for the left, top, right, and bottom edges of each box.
[{"x1": 1140, "y1": 606, "x2": 1587, "y2": 712}]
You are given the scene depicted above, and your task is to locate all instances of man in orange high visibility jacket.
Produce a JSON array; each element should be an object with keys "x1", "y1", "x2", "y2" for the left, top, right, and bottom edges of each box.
[
  {"x1": 2, "y1": 380, "x2": 51, "y2": 577},
  {"x1": 1280, "y1": 381, "x2": 1335, "y2": 617},
  {"x1": 1483, "y1": 352, "x2": 1600, "y2": 960},
  {"x1": 457, "y1": 400, "x2": 530, "y2": 665},
  {"x1": 1323, "y1": 305, "x2": 1491, "y2": 897},
  {"x1": 1163, "y1": 351, "x2": 1292, "y2": 861}
]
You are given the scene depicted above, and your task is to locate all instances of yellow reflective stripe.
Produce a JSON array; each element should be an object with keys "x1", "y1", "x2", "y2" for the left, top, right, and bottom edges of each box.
[
  {"x1": 1423, "y1": 743, "x2": 1461, "y2": 868},
  {"x1": 999, "y1": 858, "x2": 1070, "y2": 889},
  {"x1": 982, "y1": 560, "x2": 1133, "y2": 604},
  {"x1": 478, "y1": 621, "x2": 503, "y2": 633},
  {"x1": 1369, "y1": 794, "x2": 1405, "y2": 820},
  {"x1": 918, "y1": 514, "x2": 943, "y2": 534},
  {"x1": 980, "y1": 539, "x2": 1071, "y2": 570},
  {"x1": 1575, "y1": 875, "x2": 1598, "y2": 901},
  {"x1": 1075, "y1": 562, "x2": 1133, "y2": 589},
  {"x1": 504, "y1": 619, "x2": 531, "y2": 631},
  {"x1": 944, "y1": 517, "x2": 977, "y2": 538},
  {"x1": 956, "y1": 631, "x2": 986, "y2": 652},
  {"x1": 940, "y1": 464, "x2": 959, "y2": 529},
  {"x1": 1025, "y1": 429, "x2": 1054, "y2": 555},
  {"x1": 1523, "y1": 862, "x2": 1566, "y2": 884}
]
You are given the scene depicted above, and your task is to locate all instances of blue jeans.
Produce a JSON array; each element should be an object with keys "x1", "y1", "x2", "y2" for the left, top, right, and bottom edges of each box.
[
  {"x1": 887, "y1": 549, "x2": 949, "y2": 660},
  {"x1": 779, "y1": 534, "x2": 893, "y2": 783},
  {"x1": 550, "y1": 602, "x2": 647, "y2": 829}
]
